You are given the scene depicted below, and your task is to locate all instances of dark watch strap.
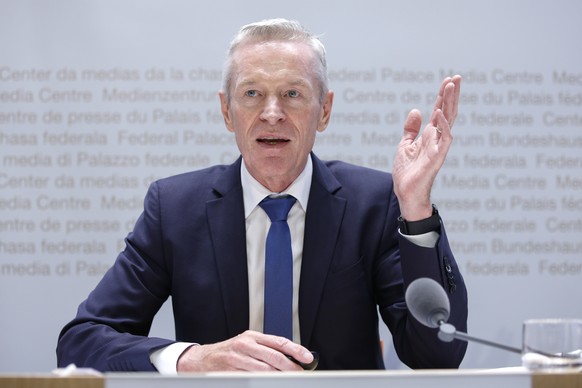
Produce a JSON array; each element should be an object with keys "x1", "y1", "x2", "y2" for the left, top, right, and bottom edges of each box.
[{"x1": 398, "y1": 204, "x2": 441, "y2": 235}]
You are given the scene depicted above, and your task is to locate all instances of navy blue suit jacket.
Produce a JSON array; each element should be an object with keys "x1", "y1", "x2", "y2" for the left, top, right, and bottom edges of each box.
[{"x1": 57, "y1": 154, "x2": 468, "y2": 371}]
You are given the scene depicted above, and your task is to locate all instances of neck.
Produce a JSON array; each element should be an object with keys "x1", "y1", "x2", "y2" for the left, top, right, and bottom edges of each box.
[{"x1": 257, "y1": 176, "x2": 294, "y2": 193}]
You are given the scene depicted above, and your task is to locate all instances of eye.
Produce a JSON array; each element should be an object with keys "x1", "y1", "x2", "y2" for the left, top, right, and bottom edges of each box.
[
  {"x1": 286, "y1": 90, "x2": 300, "y2": 98},
  {"x1": 245, "y1": 90, "x2": 258, "y2": 97}
]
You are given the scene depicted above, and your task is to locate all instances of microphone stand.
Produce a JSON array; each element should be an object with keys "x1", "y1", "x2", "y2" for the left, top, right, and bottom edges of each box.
[{"x1": 438, "y1": 322, "x2": 522, "y2": 354}]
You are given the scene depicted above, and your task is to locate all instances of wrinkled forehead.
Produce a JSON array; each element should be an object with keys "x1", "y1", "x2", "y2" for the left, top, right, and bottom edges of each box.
[{"x1": 231, "y1": 40, "x2": 320, "y2": 78}]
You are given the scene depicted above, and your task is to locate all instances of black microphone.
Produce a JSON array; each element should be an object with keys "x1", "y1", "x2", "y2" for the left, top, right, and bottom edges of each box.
[{"x1": 405, "y1": 277, "x2": 521, "y2": 355}]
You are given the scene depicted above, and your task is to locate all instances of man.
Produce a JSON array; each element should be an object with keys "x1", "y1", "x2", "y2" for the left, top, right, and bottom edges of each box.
[{"x1": 57, "y1": 18, "x2": 467, "y2": 372}]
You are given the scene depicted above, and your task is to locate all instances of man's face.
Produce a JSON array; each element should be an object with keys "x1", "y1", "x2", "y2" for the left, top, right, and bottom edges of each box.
[{"x1": 220, "y1": 40, "x2": 333, "y2": 192}]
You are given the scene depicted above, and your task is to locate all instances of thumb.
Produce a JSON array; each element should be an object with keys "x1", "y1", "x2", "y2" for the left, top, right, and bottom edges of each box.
[{"x1": 402, "y1": 109, "x2": 422, "y2": 142}]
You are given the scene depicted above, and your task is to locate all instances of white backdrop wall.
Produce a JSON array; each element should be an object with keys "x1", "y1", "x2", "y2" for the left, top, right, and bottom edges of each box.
[{"x1": 1, "y1": 0, "x2": 581, "y2": 373}]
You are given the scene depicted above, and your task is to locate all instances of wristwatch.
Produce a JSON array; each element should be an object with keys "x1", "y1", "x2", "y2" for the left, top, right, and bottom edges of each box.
[{"x1": 397, "y1": 204, "x2": 440, "y2": 235}]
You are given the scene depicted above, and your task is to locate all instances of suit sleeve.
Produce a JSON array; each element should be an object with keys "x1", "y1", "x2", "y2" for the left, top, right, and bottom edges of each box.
[
  {"x1": 376, "y1": 191, "x2": 468, "y2": 369},
  {"x1": 56, "y1": 182, "x2": 175, "y2": 371}
]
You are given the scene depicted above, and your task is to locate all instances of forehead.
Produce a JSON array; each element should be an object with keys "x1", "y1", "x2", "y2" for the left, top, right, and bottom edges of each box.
[{"x1": 231, "y1": 41, "x2": 320, "y2": 86}]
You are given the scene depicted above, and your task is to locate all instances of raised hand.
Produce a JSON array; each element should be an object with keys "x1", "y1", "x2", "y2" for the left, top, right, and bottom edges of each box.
[{"x1": 392, "y1": 75, "x2": 461, "y2": 221}]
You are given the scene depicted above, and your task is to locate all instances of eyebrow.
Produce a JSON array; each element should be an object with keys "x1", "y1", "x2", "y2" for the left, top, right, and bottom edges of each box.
[
  {"x1": 236, "y1": 78, "x2": 311, "y2": 89},
  {"x1": 236, "y1": 79, "x2": 258, "y2": 88},
  {"x1": 288, "y1": 79, "x2": 310, "y2": 88}
]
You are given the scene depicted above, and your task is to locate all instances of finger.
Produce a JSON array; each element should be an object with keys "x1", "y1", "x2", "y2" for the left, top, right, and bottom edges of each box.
[
  {"x1": 253, "y1": 333, "x2": 310, "y2": 370},
  {"x1": 441, "y1": 82, "x2": 456, "y2": 126},
  {"x1": 218, "y1": 331, "x2": 277, "y2": 371},
  {"x1": 254, "y1": 346, "x2": 304, "y2": 371},
  {"x1": 258, "y1": 333, "x2": 313, "y2": 363},
  {"x1": 402, "y1": 109, "x2": 423, "y2": 143},
  {"x1": 432, "y1": 76, "x2": 452, "y2": 113},
  {"x1": 452, "y1": 74, "x2": 462, "y2": 107},
  {"x1": 443, "y1": 75, "x2": 462, "y2": 128},
  {"x1": 425, "y1": 109, "x2": 442, "y2": 147},
  {"x1": 278, "y1": 341, "x2": 313, "y2": 365},
  {"x1": 433, "y1": 109, "x2": 453, "y2": 147}
]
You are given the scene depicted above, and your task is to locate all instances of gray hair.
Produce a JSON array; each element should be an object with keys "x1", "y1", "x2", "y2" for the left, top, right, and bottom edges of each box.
[{"x1": 222, "y1": 18, "x2": 329, "y2": 102}]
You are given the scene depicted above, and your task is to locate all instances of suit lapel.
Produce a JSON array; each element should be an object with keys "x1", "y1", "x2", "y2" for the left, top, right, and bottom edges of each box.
[
  {"x1": 299, "y1": 155, "x2": 345, "y2": 346},
  {"x1": 206, "y1": 157, "x2": 250, "y2": 338}
]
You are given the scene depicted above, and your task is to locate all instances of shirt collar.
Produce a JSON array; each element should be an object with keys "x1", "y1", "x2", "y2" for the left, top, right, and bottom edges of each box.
[{"x1": 241, "y1": 155, "x2": 312, "y2": 218}]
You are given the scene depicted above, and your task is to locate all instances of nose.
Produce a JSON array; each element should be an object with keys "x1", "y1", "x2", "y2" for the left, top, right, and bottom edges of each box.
[{"x1": 259, "y1": 96, "x2": 285, "y2": 125}]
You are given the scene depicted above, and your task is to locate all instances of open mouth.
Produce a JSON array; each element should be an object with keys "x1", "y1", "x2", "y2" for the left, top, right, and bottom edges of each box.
[{"x1": 257, "y1": 137, "x2": 290, "y2": 145}]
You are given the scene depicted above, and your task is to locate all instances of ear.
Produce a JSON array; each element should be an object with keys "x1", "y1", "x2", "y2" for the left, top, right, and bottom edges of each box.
[
  {"x1": 219, "y1": 91, "x2": 235, "y2": 132},
  {"x1": 317, "y1": 91, "x2": 334, "y2": 133}
]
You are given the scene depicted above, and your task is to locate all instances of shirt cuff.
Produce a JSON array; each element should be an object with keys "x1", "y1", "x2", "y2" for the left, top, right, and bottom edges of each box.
[
  {"x1": 149, "y1": 342, "x2": 195, "y2": 374},
  {"x1": 399, "y1": 230, "x2": 439, "y2": 248}
]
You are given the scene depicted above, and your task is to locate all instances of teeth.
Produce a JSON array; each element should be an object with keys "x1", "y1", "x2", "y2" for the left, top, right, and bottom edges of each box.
[{"x1": 258, "y1": 138, "x2": 287, "y2": 144}]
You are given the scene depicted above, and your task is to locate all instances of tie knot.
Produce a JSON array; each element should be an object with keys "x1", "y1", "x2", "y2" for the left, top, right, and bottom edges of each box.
[{"x1": 259, "y1": 196, "x2": 296, "y2": 222}]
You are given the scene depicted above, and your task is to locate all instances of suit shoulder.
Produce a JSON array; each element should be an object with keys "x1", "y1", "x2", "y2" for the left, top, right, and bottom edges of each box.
[
  {"x1": 149, "y1": 163, "x2": 237, "y2": 202},
  {"x1": 156, "y1": 164, "x2": 229, "y2": 186}
]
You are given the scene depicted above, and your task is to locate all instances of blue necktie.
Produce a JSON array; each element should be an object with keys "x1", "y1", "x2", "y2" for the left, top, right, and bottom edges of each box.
[{"x1": 259, "y1": 195, "x2": 296, "y2": 340}]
